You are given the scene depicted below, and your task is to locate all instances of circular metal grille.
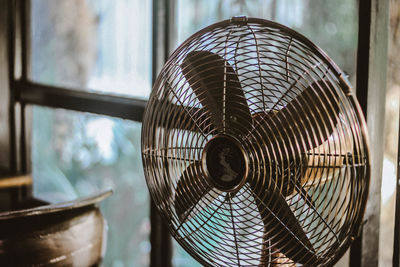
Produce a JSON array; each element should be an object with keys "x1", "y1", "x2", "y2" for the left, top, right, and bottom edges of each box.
[{"x1": 142, "y1": 17, "x2": 370, "y2": 267}]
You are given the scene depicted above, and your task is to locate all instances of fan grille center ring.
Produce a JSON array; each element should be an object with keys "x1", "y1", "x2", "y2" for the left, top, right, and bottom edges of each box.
[{"x1": 202, "y1": 135, "x2": 249, "y2": 192}]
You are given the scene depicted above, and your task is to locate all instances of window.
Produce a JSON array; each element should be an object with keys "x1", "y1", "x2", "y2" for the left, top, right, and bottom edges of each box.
[
  {"x1": 4, "y1": 0, "x2": 391, "y2": 266},
  {"x1": 31, "y1": 0, "x2": 152, "y2": 98},
  {"x1": 172, "y1": 0, "x2": 358, "y2": 79},
  {"x1": 30, "y1": 0, "x2": 152, "y2": 265}
]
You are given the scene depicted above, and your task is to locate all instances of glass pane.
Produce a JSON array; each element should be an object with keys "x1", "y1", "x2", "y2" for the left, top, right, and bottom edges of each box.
[
  {"x1": 172, "y1": 1, "x2": 358, "y2": 266},
  {"x1": 173, "y1": 0, "x2": 358, "y2": 80},
  {"x1": 31, "y1": 0, "x2": 152, "y2": 99},
  {"x1": 32, "y1": 106, "x2": 149, "y2": 266},
  {"x1": 173, "y1": 240, "x2": 202, "y2": 267}
]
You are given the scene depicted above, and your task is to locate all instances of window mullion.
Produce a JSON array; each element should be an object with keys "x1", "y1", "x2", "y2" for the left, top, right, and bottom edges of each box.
[
  {"x1": 14, "y1": 80, "x2": 147, "y2": 122},
  {"x1": 150, "y1": 0, "x2": 173, "y2": 267}
]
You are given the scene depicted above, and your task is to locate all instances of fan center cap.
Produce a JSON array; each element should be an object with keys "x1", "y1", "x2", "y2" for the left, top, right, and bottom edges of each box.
[{"x1": 202, "y1": 135, "x2": 248, "y2": 192}]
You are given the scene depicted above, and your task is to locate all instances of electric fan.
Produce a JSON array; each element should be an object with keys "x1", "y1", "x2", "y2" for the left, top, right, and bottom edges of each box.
[{"x1": 142, "y1": 17, "x2": 370, "y2": 266}]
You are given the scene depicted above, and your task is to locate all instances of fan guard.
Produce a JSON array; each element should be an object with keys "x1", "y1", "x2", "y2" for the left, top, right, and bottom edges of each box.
[{"x1": 142, "y1": 17, "x2": 370, "y2": 266}]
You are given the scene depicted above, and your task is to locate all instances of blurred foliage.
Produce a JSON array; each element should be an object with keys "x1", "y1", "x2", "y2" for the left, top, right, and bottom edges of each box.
[
  {"x1": 302, "y1": 0, "x2": 358, "y2": 79},
  {"x1": 31, "y1": 0, "x2": 98, "y2": 88}
]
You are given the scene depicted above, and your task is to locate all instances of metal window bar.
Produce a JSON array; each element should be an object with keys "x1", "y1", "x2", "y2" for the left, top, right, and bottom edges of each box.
[
  {"x1": 150, "y1": 0, "x2": 173, "y2": 266},
  {"x1": 349, "y1": 0, "x2": 373, "y2": 265},
  {"x1": 14, "y1": 81, "x2": 147, "y2": 121},
  {"x1": 19, "y1": 0, "x2": 29, "y2": 174}
]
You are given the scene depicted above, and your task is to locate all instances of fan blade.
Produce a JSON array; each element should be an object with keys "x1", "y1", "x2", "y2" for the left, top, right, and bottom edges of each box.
[
  {"x1": 301, "y1": 122, "x2": 354, "y2": 188},
  {"x1": 271, "y1": 250, "x2": 297, "y2": 267},
  {"x1": 174, "y1": 162, "x2": 213, "y2": 222},
  {"x1": 253, "y1": 80, "x2": 340, "y2": 155},
  {"x1": 268, "y1": 159, "x2": 305, "y2": 197},
  {"x1": 181, "y1": 51, "x2": 252, "y2": 132},
  {"x1": 249, "y1": 178, "x2": 318, "y2": 265},
  {"x1": 154, "y1": 99, "x2": 213, "y2": 134}
]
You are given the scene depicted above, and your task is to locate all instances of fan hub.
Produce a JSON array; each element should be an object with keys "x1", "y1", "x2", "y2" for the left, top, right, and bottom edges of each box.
[{"x1": 202, "y1": 135, "x2": 248, "y2": 192}]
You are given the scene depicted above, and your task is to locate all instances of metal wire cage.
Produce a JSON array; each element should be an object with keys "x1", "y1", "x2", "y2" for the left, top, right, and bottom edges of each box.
[{"x1": 142, "y1": 17, "x2": 370, "y2": 266}]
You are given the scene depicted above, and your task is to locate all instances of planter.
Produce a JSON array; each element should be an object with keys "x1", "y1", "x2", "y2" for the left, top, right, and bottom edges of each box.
[{"x1": 0, "y1": 190, "x2": 112, "y2": 266}]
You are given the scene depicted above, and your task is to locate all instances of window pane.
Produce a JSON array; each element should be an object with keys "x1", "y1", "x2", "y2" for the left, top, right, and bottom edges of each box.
[
  {"x1": 173, "y1": 240, "x2": 202, "y2": 267},
  {"x1": 173, "y1": 0, "x2": 358, "y2": 80},
  {"x1": 172, "y1": 0, "x2": 358, "y2": 265},
  {"x1": 32, "y1": 106, "x2": 149, "y2": 266},
  {"x1": 31, "y1": 0, "x2": 152, "y2": 99}
]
